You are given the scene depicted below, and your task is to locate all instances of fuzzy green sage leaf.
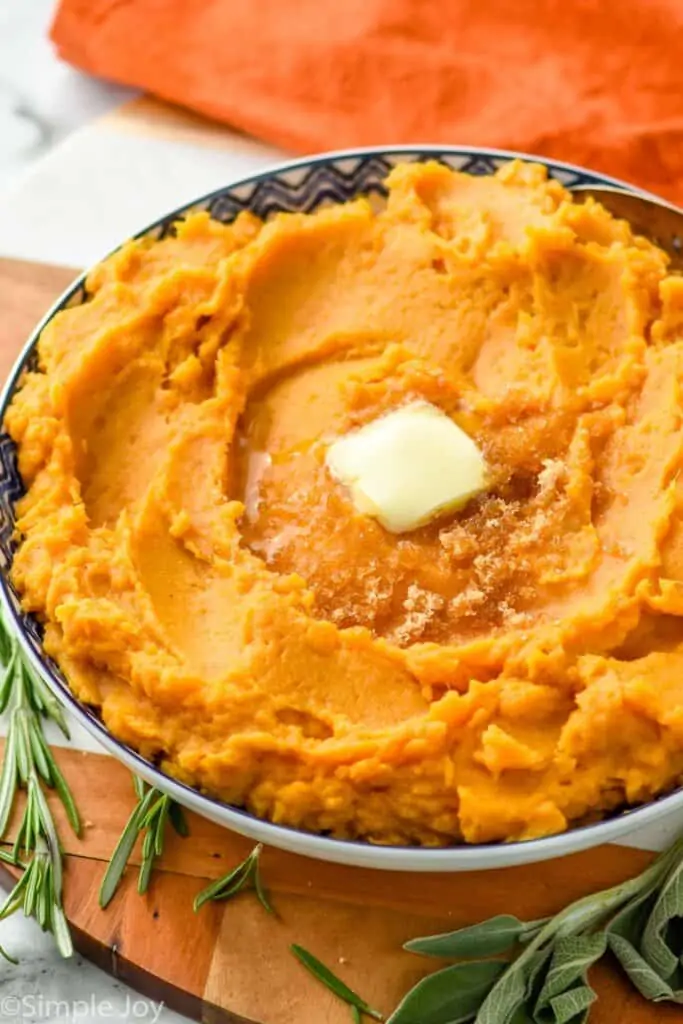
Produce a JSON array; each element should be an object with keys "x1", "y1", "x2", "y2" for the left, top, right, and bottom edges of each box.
[
  {"x1": 405, "y1": 915, "x2": 547, "y2": 960},
  {"x1": 388, "y1": 959, "x2": 506, "y2": 1024}
]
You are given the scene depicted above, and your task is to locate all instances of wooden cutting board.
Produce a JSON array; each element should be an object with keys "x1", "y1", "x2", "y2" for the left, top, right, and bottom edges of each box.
[{"x1": 0, "y1": 257, "x2": 680, "y2": 1024}]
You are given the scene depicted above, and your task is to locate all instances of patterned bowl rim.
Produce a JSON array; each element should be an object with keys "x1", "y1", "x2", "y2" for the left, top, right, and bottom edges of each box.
[{"x1": 1, "y1": 143, "x2": 681, "y2": 872}]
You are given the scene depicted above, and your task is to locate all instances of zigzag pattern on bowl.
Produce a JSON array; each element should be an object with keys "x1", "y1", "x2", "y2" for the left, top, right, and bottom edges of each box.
[{"x1": 187, "y1": 152, "x2": 587, "y2": 228}]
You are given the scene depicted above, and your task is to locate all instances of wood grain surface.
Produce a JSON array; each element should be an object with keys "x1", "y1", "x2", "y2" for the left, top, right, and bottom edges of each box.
[{"x1": 0, "y1": 256, "x2": 680, "y2": 1023}]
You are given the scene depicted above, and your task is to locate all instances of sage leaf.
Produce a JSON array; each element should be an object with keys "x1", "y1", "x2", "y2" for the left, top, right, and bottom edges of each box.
[
  {"x1": 388, "y1": 960, "x2": 506, "y2": 1024},
  {"x1": 546, "y1": 984, "x2": 596, "y2": 1024},
  {"x1": 405, "y1": 915, "x2": 540, "y2": 959},
  {"x1": 474, "y1": 962, "x2": 528, "y2": 1024},
  {"x1": 641, "y1": 856, "x2": 683, "y2": 981},
  {"x1": 534, "y1": 933, "x2": 606, "y2": 1009},
  {"x1": 607, "y1": 887, "x2": 655, "y2": 944},
  {"x1": 508, "y1": 1007, "x2": 537, "y2": 1024},
  {"x1": 608, "y1": 933, "x2": 676, "y2": 1002}
]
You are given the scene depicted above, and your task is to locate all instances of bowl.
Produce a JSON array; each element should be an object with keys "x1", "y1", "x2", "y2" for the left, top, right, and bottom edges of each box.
[{"x1": 2, "y1": 145, "x2": 683, "y2": 872}]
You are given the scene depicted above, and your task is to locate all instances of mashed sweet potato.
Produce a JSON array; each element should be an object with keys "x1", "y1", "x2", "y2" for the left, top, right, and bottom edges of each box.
[{"x1": 7, "y1": 160, "x2": 683, "y2": 845}]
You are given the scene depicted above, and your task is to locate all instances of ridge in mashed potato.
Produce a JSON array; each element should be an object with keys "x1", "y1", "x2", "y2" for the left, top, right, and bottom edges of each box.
[{"x1": 7, "y1": 159, "x2": 683, "y2": 846}]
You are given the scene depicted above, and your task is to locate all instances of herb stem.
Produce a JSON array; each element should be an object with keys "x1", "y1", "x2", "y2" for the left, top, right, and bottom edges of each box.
[{"x1": 0, "y1": 615, "x2": 80, "y2": 960}]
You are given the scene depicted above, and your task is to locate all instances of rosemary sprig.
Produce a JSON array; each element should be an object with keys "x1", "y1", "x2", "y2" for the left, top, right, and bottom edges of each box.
[
  {"x1": 0, "y1": 839, "x2": 71, "y2": 958},
  {"x1": 0, "y1": 614, "x2": 81, "y2": 960},
  {"x1": 389, "y1": 834, "x2": 683, "y2": 1023},
  {"x1": 291, "y1": 944, "x2": 384, "y2": 1022},
  {"x1": 99, "y1": 777, "x2": 188, "y2": 908},
  {"x1": 193, "y1": 842, "x2": 274, "y2": 914}
]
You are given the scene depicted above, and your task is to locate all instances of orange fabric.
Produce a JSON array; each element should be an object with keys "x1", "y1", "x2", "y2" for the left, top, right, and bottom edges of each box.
[{"x1": 52, "y1": 0, "x2": 683, "y2": 202}]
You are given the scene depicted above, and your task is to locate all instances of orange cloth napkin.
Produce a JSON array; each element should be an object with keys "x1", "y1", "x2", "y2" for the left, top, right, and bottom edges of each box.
[{"x1": 52, "y1": 0, "x2": 683, "y2": 202}]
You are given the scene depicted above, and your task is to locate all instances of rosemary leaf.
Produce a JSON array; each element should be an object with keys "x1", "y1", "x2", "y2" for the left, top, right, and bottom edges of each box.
[
  {"x1": 141, "y1": 825, "x2": 155, "y2": 862},
  {"x1": 0, "y1": 893, "x2": 25, "y2": 923},
  {"x1": 291, "y1": 944, "x2": 384, "y2": 1021},
  {"x1": 26, "y1": 716, "x2": 52, "y2": 783},
  {"x1": 251, "y1": 845, "x2": 274, "y2": 915},
  {"x1": 0, "y1": 942, "x2": 18, "y2": 965},
  {"x1": 0, "y1": 644, "x2": 17, "y2": 714},
  {"x1": 51, "y1": 899, "x2": 73, "y2": 958},
  {"x1": 31, "y1": 776, "x2": 64, "y2": 901},
  {"x1": 153, "y1": 797, "x2": 170, "y2": 857},
  {"x1": 140, "y1": 794, "x2": 167, "y2": 831},
  {"x1": 43, "y1": 744, "x2": 81, "y2": 837},
  {"x1": 0, "y1": 727, "x2": 17, "y2": 836},
  {"x1": 13, "y1": 709, "x2": 30, "y2": 783},
  {"x1": 193, "y1": 843, "x2": 274, "y2": 914},
  {"x1": 99, "y1": 786, "x2": 156, "y2": 908},
  {"x1": 193, "y1": 858, "x2": 252, "y2": 912},
  {"x1": 169, "y1": 801, "x2": 189, "y2": 837},
  {"x1": 133, "y1": 775, "x2": 148, "y2": 801},
  {"x1": 23, "y1": 853, "x2": 43, "y2": 919},
  {"x1": 0, "y1": 866, "x2": 29, "y2": 919},
  {"x1": 0, "y1": 611, "x2": 79, "y2": 961},
  {"x1": 100, "y1": 779, "x2": 187, "y2": 906},
  {"x1": 137, "y1": 847, "x2": 155, "y2": 896},
  {"x1": 11, "y1": 804, "x2": 26, "y2": 862},
  {"x1": 35, "y1": 861, "x2": 51, "y2": 931},
  {"x1": 23, "y1": 661, "x2": 70, "y2": 739},
  {"x1": 0, "y1": 620, "x2": 12, "y2": 665}
]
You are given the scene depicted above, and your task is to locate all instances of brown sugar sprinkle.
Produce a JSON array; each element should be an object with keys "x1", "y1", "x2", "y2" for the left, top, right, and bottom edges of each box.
[
  {"x1": 388, "y1": 584, "x2": 446, "y2": 644},
  {"x1": 315, "y1": 457, "x2": 574, "y2": 644}
]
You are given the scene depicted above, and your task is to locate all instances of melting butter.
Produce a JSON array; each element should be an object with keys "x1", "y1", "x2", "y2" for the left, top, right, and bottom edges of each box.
[{"x1": 326, "y1": 400, "x2": 488, "y2": 534}]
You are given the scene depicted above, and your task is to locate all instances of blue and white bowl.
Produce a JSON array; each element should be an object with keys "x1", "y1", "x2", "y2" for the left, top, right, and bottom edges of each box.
[{"x1": 1, "y1": 145, "x2": 681, "y2": 871}]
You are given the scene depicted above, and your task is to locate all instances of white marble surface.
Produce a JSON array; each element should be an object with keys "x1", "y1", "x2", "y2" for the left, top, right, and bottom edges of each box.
[{"x1": 0, "y1": 0, "x2": 133, "y2": 191}]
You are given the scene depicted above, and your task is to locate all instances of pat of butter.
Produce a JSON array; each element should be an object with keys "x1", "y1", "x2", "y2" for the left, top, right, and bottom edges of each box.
[{"x1": 326, "y1": 401, "x2": 488, "y2": 533}]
